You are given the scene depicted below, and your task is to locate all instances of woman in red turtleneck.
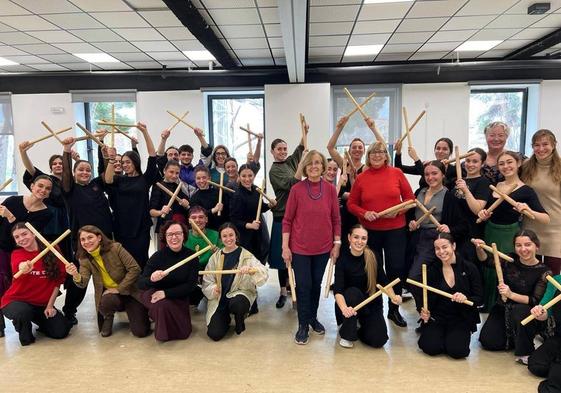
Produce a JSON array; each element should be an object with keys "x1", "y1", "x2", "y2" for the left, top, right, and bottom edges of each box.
[{"x1": 348, "y1": 141, "x2": 414, "y2": 328}]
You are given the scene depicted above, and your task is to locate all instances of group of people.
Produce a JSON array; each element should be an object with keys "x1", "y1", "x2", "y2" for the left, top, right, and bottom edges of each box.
[{"x1": 0, "y1": 115, "x2": 559, "y2": 391}]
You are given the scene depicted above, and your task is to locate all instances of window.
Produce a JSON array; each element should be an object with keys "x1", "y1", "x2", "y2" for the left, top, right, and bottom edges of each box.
[
  {"x1": 72, "y1": 90, "x2": 137, "y2": 176},
  {"x1": 331, "y1": 85, "x2": 400, "y2": 162},
  {"x1": 0, "y1": 93, "x2": 16, "y2": 194},
  {"x1": 468, "y1": 85, "x2": 538, "y2": 154},
  {"x1": 207, "y1": 92, "x2": 265, "y2": 184}
]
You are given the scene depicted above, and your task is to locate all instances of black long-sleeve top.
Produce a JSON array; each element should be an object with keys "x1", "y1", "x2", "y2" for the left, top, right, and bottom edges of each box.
[
  {"x1": 333, "y1": 247, "x2": 388, "y2": 312},
  {"x1": 105, "y1": 155, "x2": 159, "y2": 238},
  {"x1": 149, "y1": 180, "x2": 189, "y2": 233},
  {"x1": 485, "y1": 185, "x2": 546, "y2": 225},
  {"x1": 483, "y1": 254, "x2": 550, "y2": 307},
  {"x1": 137, "y1": 246, "x2": 198, "y2": 299},
  {"x1": 394, "y1": 154, "x2": 459, "y2": 190},
  {"x1": 189, "y1": 186, "x2": 230, "y2": 231},
  {"x1": 23, "y1": 167, "x2": 68, "y2": 236},
  {"x1": 0, "y1": 196, "x2": 52, "y2": 251},
  {"x1": 423, "y1": 256, "x2": 483, "y2": 332},
  {"x1": 455, "y1": 176, "x2": 490, "y2": 239}
]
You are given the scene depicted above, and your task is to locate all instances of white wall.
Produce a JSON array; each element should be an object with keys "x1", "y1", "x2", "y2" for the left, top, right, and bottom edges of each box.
[
  {"x1": 538, "y1": 80, "x2": 561, "y2": 142},
  {"x1": 11, "y1": 93, "x2": 75, "y2": 194}
]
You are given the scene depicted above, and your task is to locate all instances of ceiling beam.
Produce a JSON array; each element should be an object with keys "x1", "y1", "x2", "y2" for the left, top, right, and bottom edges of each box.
[
  {"x1": 278, "y1": 0, "x2": 307, "y2": 83},
  {"x1": 504, "y1": 27, "x2": 561, "y2": 60},
  {"x1": 162, "y1": 0, "x2": 237, "y2": 69}
]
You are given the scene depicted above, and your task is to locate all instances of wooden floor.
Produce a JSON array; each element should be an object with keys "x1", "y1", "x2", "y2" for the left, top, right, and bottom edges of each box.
[{"x1": 1, "y1": 270, "x2": 542, "y2": 393}]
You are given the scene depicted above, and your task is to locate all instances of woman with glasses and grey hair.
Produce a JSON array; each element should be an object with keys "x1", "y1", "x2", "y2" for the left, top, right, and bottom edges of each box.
[{"x1": 482, "y1": 121, "x2": 511, "y2": 185}]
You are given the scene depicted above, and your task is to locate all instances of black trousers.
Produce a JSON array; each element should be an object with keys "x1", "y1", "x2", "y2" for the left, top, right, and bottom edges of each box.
[
  {"x1": 367, "y1": 227, "x2": 407, "y2": 312},
  {"x1": 116, "y1": 229, "x2": 151, "y2": 269},
  {"x1": 62, "y1": 264, "x2": 87, "y2": 318},
  {"x1": 335, "y1": 287, "x2": 388, "y2": 348},
  {"x1": 207, "y1": 295, "x2": 250, "y2": 341},
  {"x1": 538, "y1": 361, "x2": 561, "y2": 393},
  {"x1": 2, "y1": 301, "x2": 71, "y2": 345},
  {"x1": 292, "y1": 252, "x2": 330, "y2": 326},
  {"x1": 98, "y1": 293, "x2": 150, "y2": 337},
  {"x1": 529, "y1": 337, "x2": 561, "y2": 378},
  {"x1": 418, "y1": 319, "x2": 472, "y2": 359},
  {"x1": 278, "y1": 269, "x2": 288, "y2": 288},
  {"x1": 479, "y1": 303, "x2": 538, "y2": 356}
]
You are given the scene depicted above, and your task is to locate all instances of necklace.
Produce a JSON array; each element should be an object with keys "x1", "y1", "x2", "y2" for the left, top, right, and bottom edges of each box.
[{"x1": 306, "y1": 179, "x2": 323, "y2": 200}]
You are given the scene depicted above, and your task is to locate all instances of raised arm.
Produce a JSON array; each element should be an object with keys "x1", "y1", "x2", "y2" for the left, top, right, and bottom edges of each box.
[
  {"x1": 18, "y1": 141, "x2": 36, "y2": 177},
  {"x1": 61, "y1": 137, "x2": 75, "y2": 193},
  {"x1": 157, "y1": 128, "x2": 171, "y2": 156},
  {"x1": 249, "y1": 132, "x2": 264, "y2": 164},
  {"x1": 327, "y1": 116, "x2": 349, "y2": 168},
  {"x1": 137, "y1": 122, "x2": 156, "y2": 157}
]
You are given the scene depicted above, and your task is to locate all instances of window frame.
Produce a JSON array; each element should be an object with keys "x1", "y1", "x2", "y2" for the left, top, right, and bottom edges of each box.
[{"x1": 0, "y1": 93, "x2": 17, "y2": 196}]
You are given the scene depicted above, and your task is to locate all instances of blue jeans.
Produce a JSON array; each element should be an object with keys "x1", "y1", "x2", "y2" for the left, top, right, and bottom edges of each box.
[{"x1": 292, "y1": 252, "x2": 330, "y2": 326}]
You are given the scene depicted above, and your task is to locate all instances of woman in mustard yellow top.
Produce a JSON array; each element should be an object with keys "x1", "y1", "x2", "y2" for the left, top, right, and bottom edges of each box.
[{"x1": 66, "y1": 225, "x2": 150, "y2": 338}]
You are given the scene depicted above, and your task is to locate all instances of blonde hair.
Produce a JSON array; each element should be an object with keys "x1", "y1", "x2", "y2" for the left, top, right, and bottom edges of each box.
[
  {"x1": 484, "y1": 121, "x2": 511, "y2": 137},
  {"x1": 301, "y1": 150, "x2": 327, "y2": 177},
  {"x1": 521, "y1": 129, "x2": 561, "y2": 184},
  {"x1": 365, "y1": 141, "x2": 390, "y2": 168},
  {"x1": 349, "y1": 225, "x2": 378, "y2": 295}
]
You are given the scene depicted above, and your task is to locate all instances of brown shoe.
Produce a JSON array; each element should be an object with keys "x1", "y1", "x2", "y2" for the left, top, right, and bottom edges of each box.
[{"x1": 100, "y1": 315, "x2": 114, "y2": 337}]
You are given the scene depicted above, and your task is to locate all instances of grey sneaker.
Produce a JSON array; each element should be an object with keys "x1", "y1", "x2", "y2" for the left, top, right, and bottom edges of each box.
[{"x1": 309, "y1": 318, "x2": 325, "y2": 335}]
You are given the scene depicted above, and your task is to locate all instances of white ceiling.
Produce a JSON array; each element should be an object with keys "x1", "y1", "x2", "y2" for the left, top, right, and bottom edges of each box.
[{"x1": 0, "y1": 0, "x2": 559, "y2": 73}]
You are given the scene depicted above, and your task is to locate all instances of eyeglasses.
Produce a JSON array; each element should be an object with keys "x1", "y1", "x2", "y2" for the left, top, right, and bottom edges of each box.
[
  {"x1": 165, "y1": 231, "x2": 183, "y2": 239},
  {"x1": 215, "y1": 152, "x2": 228, "y2": 157},
  {"x1": 369, "y1": 150, "x2": 387, "y2": 156}
]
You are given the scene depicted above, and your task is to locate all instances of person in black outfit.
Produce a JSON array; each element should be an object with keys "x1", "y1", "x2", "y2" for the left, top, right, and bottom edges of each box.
[
  {"x1": 137, "y1": 221, "x2": 199, "y2": 342},
  {"x1": 416, "y1": 233, "x2": 483, "y2": 359},
  {"x1": 476, "y1": 230, "x2": 551, "y2": 365},
  {"x1": 334, "y1": 225, "x2": 402, "y2": 348},
  {"x1": 105, "y1": 122, "x2": 158, "y2": 268},
  {"x1": 189, "y1": 165, "x2": 229, "y2": 231}
]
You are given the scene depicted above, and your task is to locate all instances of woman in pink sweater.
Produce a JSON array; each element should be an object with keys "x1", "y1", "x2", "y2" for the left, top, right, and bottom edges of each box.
[
  {"x1": 348, "y1": 141, "x2": 415, "y2": 327},
  {"x1": 282, "y1": 150, "x2": 341, "y2": 345}
]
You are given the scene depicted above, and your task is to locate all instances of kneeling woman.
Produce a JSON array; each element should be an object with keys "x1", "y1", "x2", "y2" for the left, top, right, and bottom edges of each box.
[
  {"x1": 137, "y1": 221, "x2": 199, "y2": 342},
  {"x1": 417, "y1": 233, "x2": 483, "y2": 359},
  {"x1": 66, "y1": 225, "x2": 150, "y2": 338},
  {"x1": 1, "y1": 223, "x2": 70, "y2": 345},
  {"x1": 476, "y1": 230, "x2": 550, "y2": 365},
  {"x1": 202, "y1": 223, "x2": 268, "y2": 341},
  {"x1": 334, "y1": 225, "x2": 402, "y2": 348}
]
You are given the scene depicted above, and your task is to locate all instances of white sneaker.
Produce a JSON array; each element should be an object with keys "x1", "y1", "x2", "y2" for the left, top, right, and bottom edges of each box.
[{"x1": 339, "y1": 338, "x2": 354, "y2": 348}]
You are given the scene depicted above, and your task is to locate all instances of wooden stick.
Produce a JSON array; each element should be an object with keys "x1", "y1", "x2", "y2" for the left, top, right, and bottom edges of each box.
[
  {"x1": 200, "y1": 268, "x2": 257, "y2": 275},
  {"x1": 441, "y1": 151, "x2": 477, "y2": 165},
  {"x1": 161, "y1": 182, "x2": 182, "y2": 218},
  {"x1": 344, "y1": 149, "x2": 356, "y2": 172},
  {"x1": 41, "y1": 121, "x2": 64, "y2": 144},
  {"x1": 343, "y1": 87, "x2": 386, "y2": 144},
  {"x1": 415, "y1": 206, "x2": 436, "y2": 227},
  {"x1": 354, "y1": 278, "x2": 400, "y2": 311},
  {"x1": 323, "y1": 258, "x2": 334, "y2": 298},
  {"x1": 239, "y1": 125, "x2": 261, "y2": 139},
  {"x1": 188, "y1": 218, "x2": 215, "y2": 250},
  {"x1": 521, "y1": 276, "x2": 561, "y2": 325},
  {"x1": 375, "y1": 283, "x2": 399, "y2": 304},
  {"x1": 415, "y1": 199, "x2": 441, "y2": 227},
  {"x1": 29, "y1": 127, "x2": 72, "y2": 145},
  {"x1": 397, "y1": 110, "x2": 426, "y2": 144},
  {"x1": 217, "y1": 172, "x2": 224, "y2": 217},
  {"x1": 470, "y1": 238, "x2": 514, "y2": 262},
  {"x1": 163, "y1": 245, "x2": 213, "y2": 275},
  {"x1": 255, "y1": 186, "x2": 274, "y2": 203},
  {"x1": 455, "y1": 146, "x2": 462, "y2": 180},
  {"x1": 246, "y1": 123, "x2": 253, "y2": 156},
  {"x1": 378, "y1": 200, "x2": 415, "y2": 217},
  {"x1": 299, "y1": 113, "x2": 308, "y2": 150},
  {"x1": 166, "y1": 110, "x2": 197, "y2": 130},
  {"x1": 422, "y1": 263, "x2": 428, "y2": 311},
  {"x1": 76, "y1": 123, "x2": 105, "y2": 148},
  {"x1": 110, "y1": 104, "x2": 116, "y2": 148},
  {"x1": 406, "y1": 278, "x2": 474, "y2": 306},
  {"x1": 156, "y1": 182, "x2": 176, "y2": 198},
  {"x1": 345, "y1": 92, "x2": 376, "y2": 118},
  {"x1": 169, "y1": 110, "x2": 189, "y2": 131},
  {"x1": 215, "y1": 252, "x2": 224, "y2": 293},
  {"x1": 492, "y1": 242, "x2": 507, "y2": 302},
  {"x1": 489, "y1": 184, "x2": 536, "y2": 220},
  {"x1": 288, "y1": 266, "x2": 297, "y2": 302},
  {"x1": 255, "y1": 178, "x2": 265, "y2": 221},
  {"x1": 13, "y1": 229, "x2": 71, "y2": 279},
  {"x1": 114, "y1": 127, "x2": 135, "y2": 141},
  {"x1": 97, "y1": 121, "x2": 138, "y2": 128},
  {"x1": 208, "y1": 180, "x2": 235, "y2": 193},
  {"x1": 402, "y1": 107, "x2": 413, "y2": 147},
  {"x1": 476, "y1": 183, "x2": 517, "y2": 223},
  {"x1": 24, "y1": 223, "x2": 72, "y2": 268},
  {"x1": 0, "y1": 178, "x2": 13, "y2": 192}
]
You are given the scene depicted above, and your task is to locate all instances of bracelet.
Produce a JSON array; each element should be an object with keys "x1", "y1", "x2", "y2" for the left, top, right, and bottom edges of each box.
[{"x1": 333, "y1": 240, "x2": 342, "y2": 245}]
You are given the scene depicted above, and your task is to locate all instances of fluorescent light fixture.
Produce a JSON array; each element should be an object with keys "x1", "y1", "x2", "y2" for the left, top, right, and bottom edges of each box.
[
  {"x1": 73, "y1": 53, "x2": 119, "y2": 63},
  {"x1": 344, "y1": 44, "x2": 384, "y2": 57},
  {"x1": 455, "y1": 40, "x2": 503, "y2": 52},
  {"x1": 0, "y1": 57, "x2": 19, "y2": 66},
  {"x1": 183, "y1": 50, "x2": 216, "y2": 61},
  {"x1": 364, "y1": 0, "x2": 414, "y2": 3}
]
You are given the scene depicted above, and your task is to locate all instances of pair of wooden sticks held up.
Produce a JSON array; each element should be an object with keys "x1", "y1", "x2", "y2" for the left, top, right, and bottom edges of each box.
[{"x1": 521, "y1": 275, "x2": 561, "y2": 325}]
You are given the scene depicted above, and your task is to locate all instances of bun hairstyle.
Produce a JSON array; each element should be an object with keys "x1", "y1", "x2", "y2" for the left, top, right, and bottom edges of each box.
[{"x1": 513, "y1": 229, "x2": 540, "y2": 248}]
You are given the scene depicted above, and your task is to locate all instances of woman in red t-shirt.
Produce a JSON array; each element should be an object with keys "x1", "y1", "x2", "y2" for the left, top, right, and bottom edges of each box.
[{"x1": 1, "y1": 223, "x2": 70, "y2": 345}]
